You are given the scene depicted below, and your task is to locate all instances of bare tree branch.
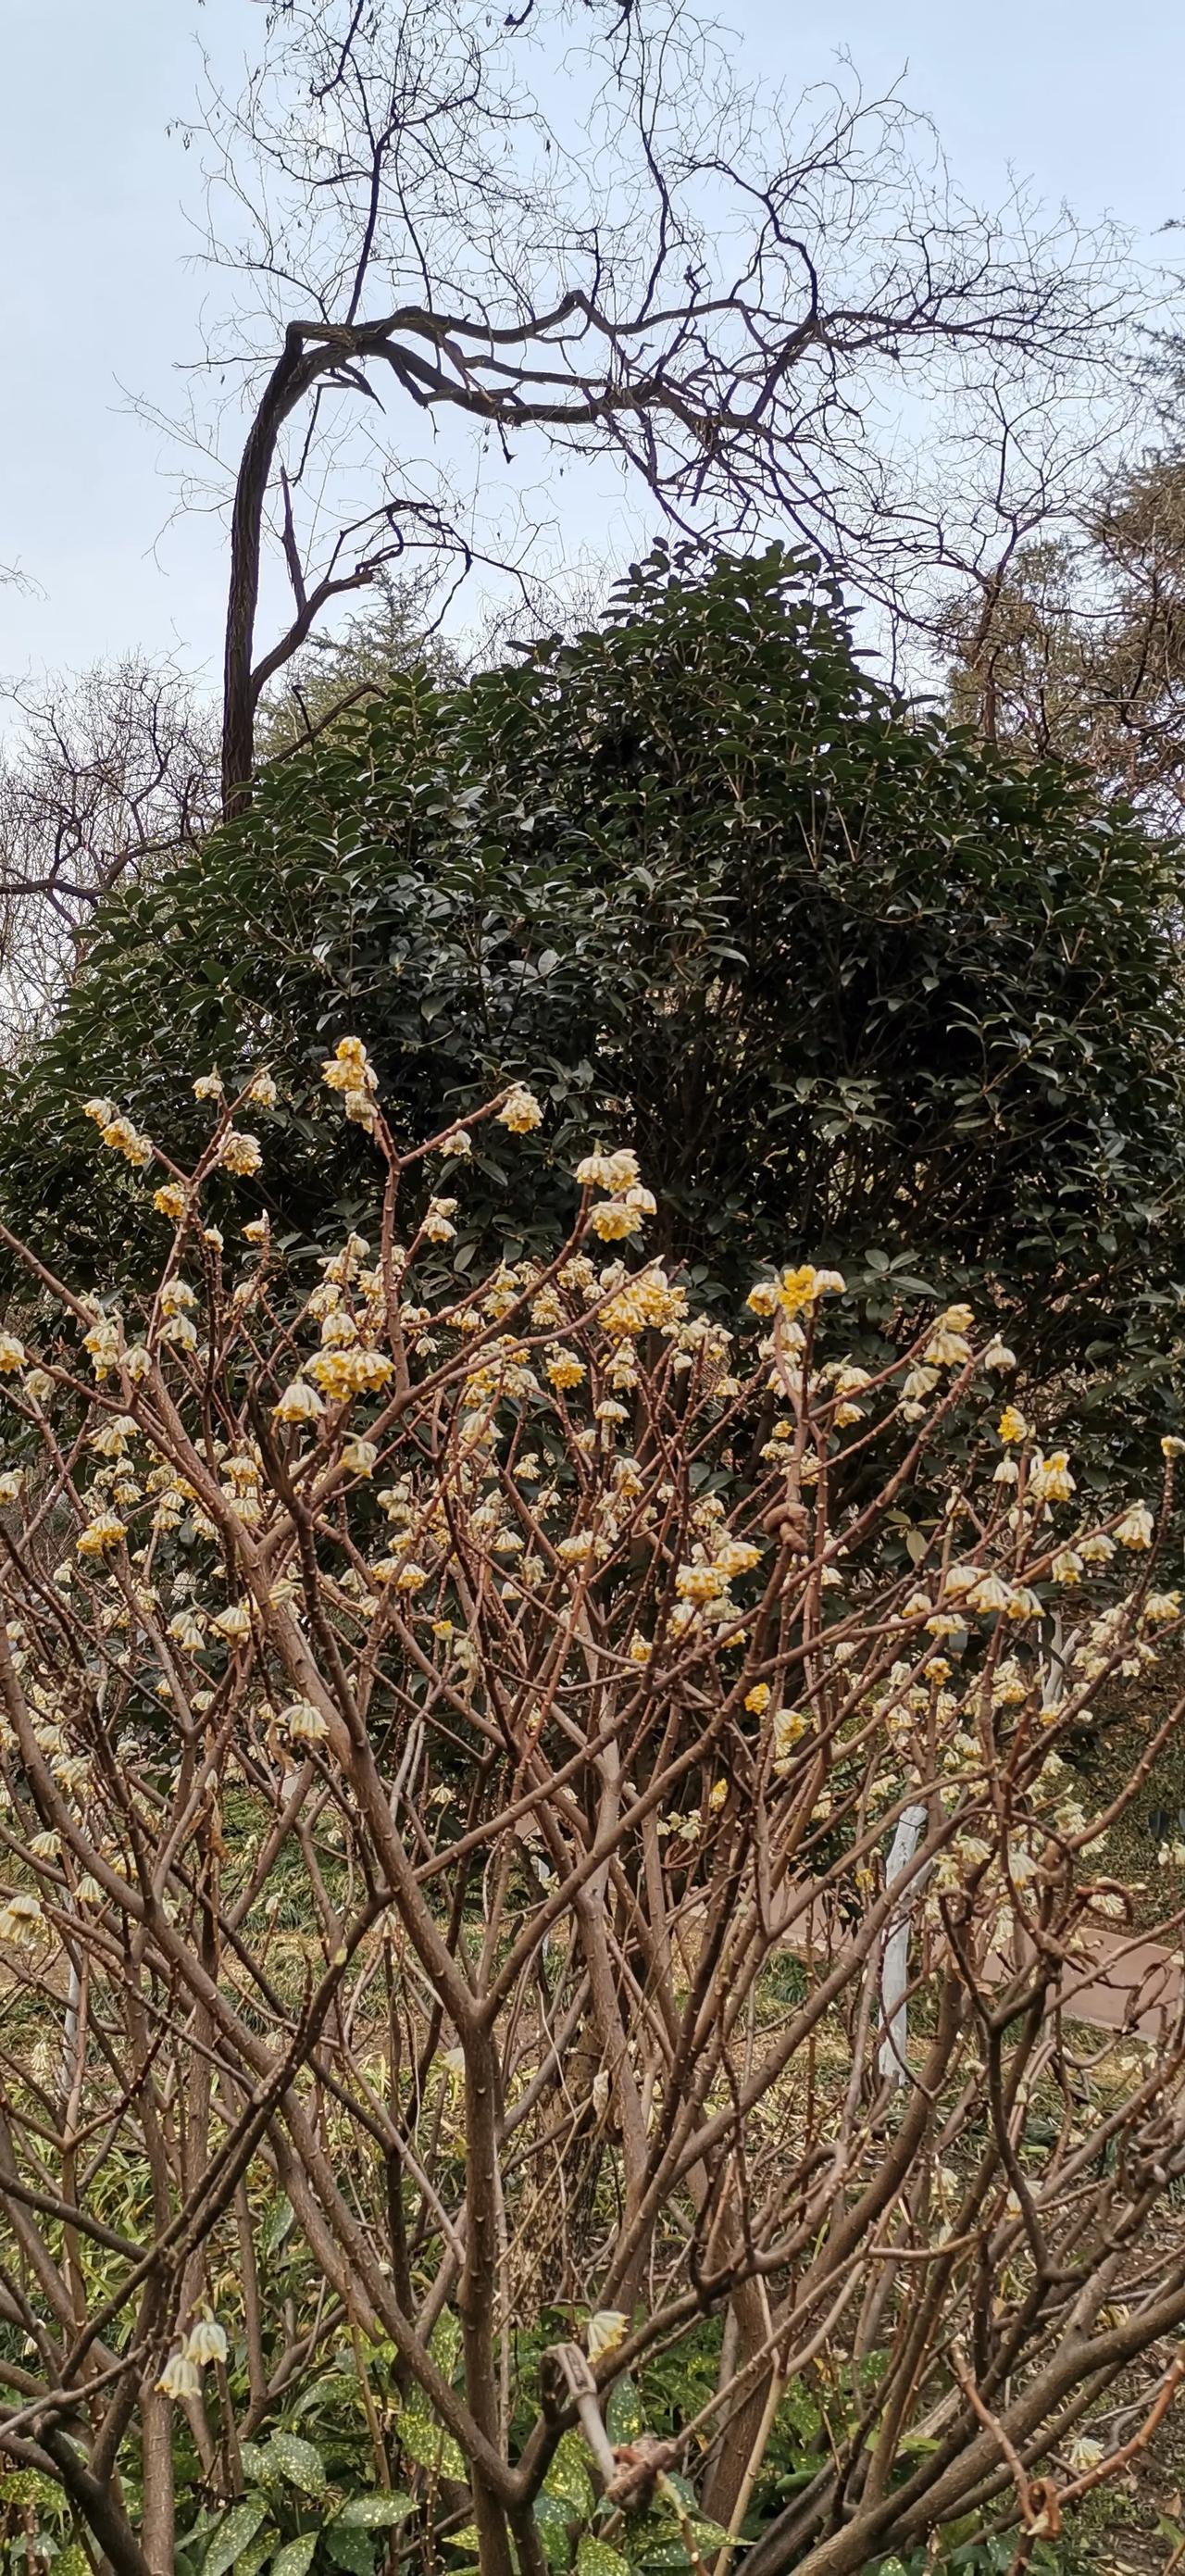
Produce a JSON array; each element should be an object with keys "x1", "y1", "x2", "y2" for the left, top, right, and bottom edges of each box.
[{"x1": 156, "y1": 3, "x2": 1147, "y2": 807}]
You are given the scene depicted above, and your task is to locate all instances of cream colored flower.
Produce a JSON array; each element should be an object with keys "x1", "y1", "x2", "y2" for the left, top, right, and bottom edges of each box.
[
  {"x1": 924, "y1": 1326, "x2": 971, "y2": 1367},
  {"x1": 82, "y1": 1317, "x2": 121, "y2": 1376},
  {"x1": 1115, "y1": 1503, "x2": 1154, "y2": 1551},
  {"x1": 160, "y1": 1314, "x2": 198, "y2": 1353},
  {"x1": 306, "y1": 1348, "x2": 393, "y2": 1403},
  {"x1": 966, "y1": 1572, "x2": 1013, "y2": 1614},
  {"x1": 1029, "y1": 1450, "x2": 1075, "y2": 1504},
  {"x1": 497, "y1": 1085, "x2": 543, "y2": 1133},
  {"x1": 775, "y1": 1264, "x2": 819, "y2": 1319},
  {"x1": 273, "y1": 1379, "x2": 324, "y2": 1424},
  {"x1": 182, "y1": 2314, "x2": 228, "y2": 2368},
  {"x1": 0, "y1": 1891, "x2": 44, "y2": 1945},
  {"x1": 942, "y1": 1565, "x2": 980, "y2": 1598},
  {"x1": 321, "y1": 1036, "x2": 378, "y2": 1097},
  {"x1": 100, "y1": 1116, "x2": 153, "y2": 1169},
  {"x1": 156, "y1": 2350, "x2": 202, "y2": 2401},
  {"x1": 714, "y1": 1539, "x2": 761, "y2": 1581},
  {"x1": 676, "y1": 1560, "x2": 725, "y2": 1604},
  {"x1": 219, "y1": 1131, "x2": 263, "y2": 1178},
  {"x1": 210, "y1": 1603, "x2": 252, "y2": 1642},
  {"x1": 589, "y1": 1179, "x2": 658, "y2": 1244},
  {"x1": 154, "y1": 1183, "x2": 185, "y2": 1220},
  {"x1": 1079, "y1": 1531, "x2": 1116, "y2": 1564},
  {"x1": 168, "y1": 1611, "x2": 206, "y2": 1654},
  {"x1": 922, "y1": 1307, "x2": 973, "y2": 1366},
  {"x1": 89, "y1": 1421, "x2": 136, "y2": 1463},
  {"x1": 423, "y1": 1195, "x2": 457, "y2": 1244},
  {"x1": 587, "y1": 2309, "x2": 628, "y2": 2363},
  {"x1": 77, "y1": 1512, "x2": 127, "y2": 1557},
  {"x1": 575, "y1": 1146, "x2": 639, "y2": 1191},
  {"x1": 281, "y1": 1698, "x2": 331, "y2": 1744},
  {"x1": 772, "y1": 1707, "x2": 809, "y2": 1762}
]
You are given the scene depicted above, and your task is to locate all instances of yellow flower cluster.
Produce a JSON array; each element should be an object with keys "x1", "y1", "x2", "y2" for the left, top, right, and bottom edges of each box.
[
  {"x1": 599, "y1": 1265, "x2": 687, "y2": 1341},
  {"x1": 575, "y1": 1147, "x2": 641, "y2": 1192},
  {"x1": 306, "y1": 1348, "x2": 394, "y2": 1403},
  {"x1": 0, "y1": 1889, "x2": 44, "y2": 1946},
  {"x1": 1116, "y1": 1502, "x2": 1154, "y2": 1550},
  {"x1": 423, "y1": 1195, "x2": 457, "y2": 1244},
  {"x1": 574, "y1": 1145, "x2": 656, "y2": 1242},
  {"x1": 82, "y1": 1317, "x2": 121, "y2": 1378},
  {"x1": 218, "y1": 1131, "x2": 263, "y2": 1178},
  {"x1": 76, "y1": 1512, "x2": 127, "y2": 1558},
  {"x1": 210, "y1": 1603, "x2": 252, "y2": 1642},
  {"x1": 84, "y1": 1098, "x2": 153, "y2": 1169},
  {"x1": 497, "y1": 1085, "x2": 543, "y2": 1134},
  {"x1": 771, "y1": 1707, "x2": 810, "y2": 1767},
  {"x1": 589, "y1": 1186, "x2": 656, "y2": 1243},
  {"x1": 923, "y1": 1304, "x2": 974, "y2": 1368},
  {"x1": 321, "y1": 1036, "x2": 380, "y2": 1132},
  {"x1": 281, "y1": 1697, "x2": 330, "y2": 1744},
  {"x1": 1028, "y1": 1450, "x2": 1075, "y2": 1504},
  {"x1": 747, "y1": 1262, "x2": 845, "y2": 1321},
  {"x1": 273, "y1": 1379, "x2": 324, "y2": 1424},
  {"x1": 675, "y1": 1536, "x2": 762, "y2": 1608}
]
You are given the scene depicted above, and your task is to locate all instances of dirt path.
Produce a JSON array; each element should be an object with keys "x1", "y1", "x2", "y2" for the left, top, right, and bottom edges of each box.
[
  {"x1": 1051, "y1": 1920, "x2": 1182, "y2": 2040},
  {"x1": 775, "y1": 1889, "x2": 1185, "y2": 2042}
]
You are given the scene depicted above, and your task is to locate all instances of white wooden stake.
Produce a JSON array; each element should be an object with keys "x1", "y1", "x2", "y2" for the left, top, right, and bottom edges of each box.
[{"x1": 878, "y1": 1803, "x2": 929, "y2": 2089}]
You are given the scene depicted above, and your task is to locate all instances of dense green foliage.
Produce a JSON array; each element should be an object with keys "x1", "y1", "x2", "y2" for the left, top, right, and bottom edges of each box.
[{"x1": 6, "y1": 543, "x2": 1185, "y2": 1462}]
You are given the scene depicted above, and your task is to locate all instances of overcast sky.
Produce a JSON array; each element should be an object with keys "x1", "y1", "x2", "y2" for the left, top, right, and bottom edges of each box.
[{"x1": 1, "y1": 0, "x2": 1180, "y2": 698}]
